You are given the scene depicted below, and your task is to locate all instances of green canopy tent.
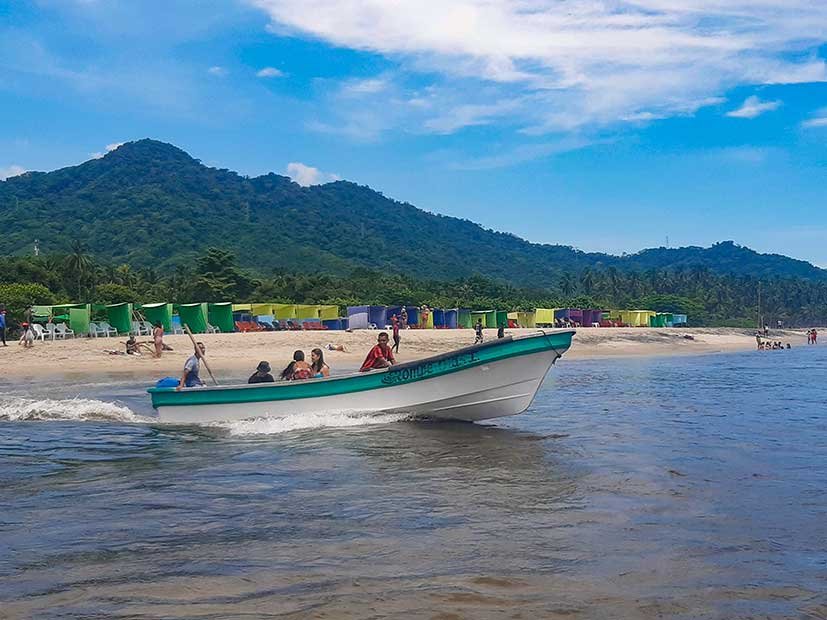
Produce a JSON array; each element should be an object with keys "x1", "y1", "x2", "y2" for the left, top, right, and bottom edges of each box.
[
  {"x1": 139, "y1": 303, "x2": 173, "y2": 333},
  {"x1": 179, "y1": 303, "x2": 208, "y2": 333},
  {"x1": 106, "y1": 302, "x2": 133, "y2": 335},
  {"x1": 208, "y1": 302, "x2": 234, "y2": 333},
  {"x1": 495, "y1": 310, "x2": 509, "y2": 328},
  {"x1": 457, "y1": 309, "x2": 472, "y2": 328},
  {"x1": 50, "y1": 303, "x2": 91, "y2": 335}
]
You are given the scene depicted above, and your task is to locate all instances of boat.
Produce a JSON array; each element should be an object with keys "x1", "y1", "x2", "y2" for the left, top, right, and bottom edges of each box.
[{"x1": 148, "y1": 329, "x2": 575, "y2": 424}]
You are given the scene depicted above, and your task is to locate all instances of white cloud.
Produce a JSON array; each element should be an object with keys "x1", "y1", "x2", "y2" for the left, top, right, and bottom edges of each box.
[
  {"x1": 802, "y1": 108, "x2": 827, "y2": 128},
  {"x1": 285, "y1": 162, "x2": 340, "y2": 186},
  {"x1": 727, "y1": 95, "x2": 782, "y2": 118},
  {"x1": 208, "y1": 65, "x2": 227, "y2": 77},
  {"x1": 0, "y1": 164, "x2": 26, "y2": 180},
  {"x1": 251, "y1": 0, "x2": 827, "y2": 133},
  {"x1": 256, "y1": 66, "x2": 284, "y2": 78},
  {"x1": 90, "y1": 141, "x2": 125, "y2": 159}
]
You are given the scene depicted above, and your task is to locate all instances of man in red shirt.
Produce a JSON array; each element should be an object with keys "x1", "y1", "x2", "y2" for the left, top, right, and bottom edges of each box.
[{"x1": 360, "y1": 332, "x2": 396, "y2": 371}]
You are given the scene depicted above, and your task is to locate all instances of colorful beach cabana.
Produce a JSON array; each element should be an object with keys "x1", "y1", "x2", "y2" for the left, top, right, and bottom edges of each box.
[
  {"x1": 495, "y1": 310, "x2": 508, "y2": 328},
  {"x1": 232, "y1": 303, "x2": 252, "y2": 312},
  {"x1": 106, "y1": 302, "x2": 133, "y2": 335},
  {"x1": 432, "y1": 308, "x2": 445, "y2": 328},
  {"x1": 534, "y1": 308, "x2": 556, "y2": 326},
  {"x1": 457, "y1": 309, "x2": 472, "y2": 329},
  {"x1": 179, "y1": 303, "x2": 208, "y2": 333},
  {"x1": 672, "y1": 314, "x2": 688, "y2": 326},
  {"x1": 208, "y1": 302, "x2": 234, "y2": 333},
  {"x1": 508, "y1": 311, "x2": 536, "y2": 328},
  {"x1": 318, "y1": 305, "x2": 339, "y2": 321},
  {"x1": 250, "y1": 303, "x2": 273, "y2": 316},
  {"x1": 347, "y1": 305, "x2": 387, "y2": 329},
  {"x1": 295, "y1": 304, "x2": 320, "y2": 320},
  {"x1": 139, "y1": 303, "x2": 173, "y2": 333},
  {"x1": 273, "y1": 304, "x2": 297, "y2": 320},
  {"x1": 443, "y1": 309, "x2": 458, "y2": 329}
]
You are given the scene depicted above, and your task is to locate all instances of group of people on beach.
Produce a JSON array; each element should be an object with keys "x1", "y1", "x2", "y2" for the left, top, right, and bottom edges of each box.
[{"x1": 807, "y1": 328, "x2": 819, "y2": 344}]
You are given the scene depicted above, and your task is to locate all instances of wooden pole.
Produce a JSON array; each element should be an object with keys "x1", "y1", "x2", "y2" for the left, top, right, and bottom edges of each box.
[{"x1": 183, "y1": 323, "x2": 218, "y2": 386}]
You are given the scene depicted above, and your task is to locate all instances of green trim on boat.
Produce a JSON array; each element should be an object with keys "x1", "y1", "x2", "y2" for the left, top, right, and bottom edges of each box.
[{"x1": 148, "y1": 330, "x2": 574, "y2": 409}]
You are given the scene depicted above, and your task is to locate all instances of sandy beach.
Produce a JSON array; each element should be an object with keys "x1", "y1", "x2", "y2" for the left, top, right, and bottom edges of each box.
[{"x1": 0, "y1": 326, "x2": 813, "y2": 381}]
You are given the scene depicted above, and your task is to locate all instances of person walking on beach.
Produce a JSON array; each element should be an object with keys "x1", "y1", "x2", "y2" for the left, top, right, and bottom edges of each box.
[
  {"x1": 497, "y1": 323, "x2": 505, "y2": 339},
  {"x1": 177, "y1": 341, "x2": 206, "y2": 390},
  {"x1": 0, "y1": 307, "x2": 6, "y2": 346},
  {"x1": 812, "y1": 328, "x2": 818, "y2": 345},
  {"x1": 391, "y1": 314, "x2": 401, "y2": 353},
  {"x1": 474, "y1": 318, "x2": 484, "y2": 344}
]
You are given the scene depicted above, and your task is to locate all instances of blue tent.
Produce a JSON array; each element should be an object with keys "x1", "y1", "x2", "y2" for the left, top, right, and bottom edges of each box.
[
  {"x1": 347, "y1": 305, "x2": 387, "y2": 329},
  {"x1": 432, "y1": 308, "x2": 445, "y2": 328},
  {"x1": 444, "y1": 309, "x2": 459, "y2": 329}
]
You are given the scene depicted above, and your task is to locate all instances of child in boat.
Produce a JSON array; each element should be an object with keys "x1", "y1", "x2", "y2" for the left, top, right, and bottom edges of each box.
[
  {"x1": 310, "y1": 348, "x2": 330, "y2": 378},
  {"x1": 248, "y1": 360, "x2": 275, "y2": 384},
  {"x1": 280, "y1": 350, "x2": 313, "y2": 380},
  {"x1": 359, "y1": 332, "x2": 395, "y2": 372}
]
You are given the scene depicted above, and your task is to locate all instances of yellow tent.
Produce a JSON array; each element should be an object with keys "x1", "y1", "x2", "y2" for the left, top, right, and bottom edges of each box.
[
  {"x1": 508, "y1": 311, "x2": 536, "y2": 328},
  {"x1": 251, "y1": 303, "x2": 274, "y2": 316},
  {"x1": 273, "y1": 304, "x2": 297, "y2": 320},
  {"x1": 231, "y1": 303, "x2": 252, "y2": 312},
  {"x1": 619, "y1": 310, "x2": 656, "y2": 327},
  {"x1": 534, "y1": 308, "x2": 556, "y2": 325},
  {"x1": 295, "y1": 304, "x2": 320, "y2": 319},
  {"x1": 318, "y1": 305, "x2": 339, "y2": 320}
]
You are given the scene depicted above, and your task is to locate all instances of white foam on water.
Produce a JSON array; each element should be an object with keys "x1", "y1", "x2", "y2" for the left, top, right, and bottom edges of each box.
[
  {"x1": 217, "y1": 411, "x2": 411, "y2": 436},
  {"x1": 0, "y1": 397, "x2": 146, "y2": 423}
]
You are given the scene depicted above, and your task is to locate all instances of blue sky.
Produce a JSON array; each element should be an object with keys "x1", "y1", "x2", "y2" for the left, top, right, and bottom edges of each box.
[{"x1": 2, "y1": 0, "x2": 827, "y2": 265}]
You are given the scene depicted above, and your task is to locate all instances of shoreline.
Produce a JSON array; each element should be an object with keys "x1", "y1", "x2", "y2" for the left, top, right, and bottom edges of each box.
[{"x1": 0, "y1": 327, "x2": 815, "y2": 383}]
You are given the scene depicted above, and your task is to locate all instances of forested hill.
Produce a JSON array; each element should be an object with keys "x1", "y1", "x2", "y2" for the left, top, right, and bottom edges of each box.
[{"x1": 1, "y1": 139, "x2": 824, "y2": 286}]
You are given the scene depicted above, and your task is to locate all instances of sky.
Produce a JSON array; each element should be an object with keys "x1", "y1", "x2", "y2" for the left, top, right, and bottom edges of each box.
[{"x1": 1, "y1": 0, "x2": 827, "y2": 266}]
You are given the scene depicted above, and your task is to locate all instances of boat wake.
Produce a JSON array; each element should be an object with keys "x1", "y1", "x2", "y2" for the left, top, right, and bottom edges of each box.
[
  {"x1": 216, "y1": 411, "x2": 412, "y2": 436},
  {"x1": 0, "y1": 397, "x2": 147, "y2": 423}
]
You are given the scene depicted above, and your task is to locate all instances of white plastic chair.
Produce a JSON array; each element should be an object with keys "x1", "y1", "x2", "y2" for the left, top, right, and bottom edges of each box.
[
  {"x1": 131, "y1": 321, "x2": 143, "y2": 335},
  {"x1": 206, "y1": 323, "x2": 220, "y2": 334},
  {"x1": 89, "y1": 322, "x2": 105, "y2": 338},
  {"x1": 32, "y1": 323, "x2": 50, "y2": 341},
  {"x1": 98, "y1": 321, "x2": 118, "y2": 337},
  {"x1": 172, "y1": 323, "x2": 183, "y2": 335},
  {"x1": 141, "y1": 321, "x2": 154, "y2": 336},
  {"x1": 55, "y1": 323, "x2": 74, "y2": 339},
  {"x1": 43, "y1": 323, "x2": 61, "y2": 340}
]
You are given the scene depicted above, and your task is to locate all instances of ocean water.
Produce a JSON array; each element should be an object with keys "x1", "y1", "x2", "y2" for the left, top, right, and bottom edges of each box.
[{"x1": 1, "y1": 348, "x2": 826, "y2": 619}]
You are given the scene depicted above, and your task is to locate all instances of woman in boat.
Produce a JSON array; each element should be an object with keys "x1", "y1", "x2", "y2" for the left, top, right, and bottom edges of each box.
[
  {"x1": 280, "y1": 350, "x2": 313, "y2": 381},
  {"x1": 310, "y1": 348, "x2": 330, "y2": 378}
]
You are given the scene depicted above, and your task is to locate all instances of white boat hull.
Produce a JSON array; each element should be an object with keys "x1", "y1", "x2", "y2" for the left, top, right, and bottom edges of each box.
[{"x1": 157, "y1": 348, "x2": 560, "y2": 425}]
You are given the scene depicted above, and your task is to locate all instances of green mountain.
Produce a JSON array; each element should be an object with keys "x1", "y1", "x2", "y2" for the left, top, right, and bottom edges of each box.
[{"x1": 1, "y1": 139, "x2": 824, "y2": 286}]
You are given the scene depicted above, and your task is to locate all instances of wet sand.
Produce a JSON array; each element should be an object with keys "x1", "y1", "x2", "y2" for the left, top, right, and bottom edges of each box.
[{"x1": 0, "y1": 327, "x2": 812, "y2": 381}]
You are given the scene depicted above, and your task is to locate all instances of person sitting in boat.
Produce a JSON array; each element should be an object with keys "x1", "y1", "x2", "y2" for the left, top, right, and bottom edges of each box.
[
  {"x1": 310, "y1": 348, "x2": 330, "y2": 378},
  {"x1": 248, "y1": 360, "x2": 275, "y2": 384},
  {"x1": 359, "y1": 332, "x2": 396, "y2": 372},
  {"x1": 177, "y1": 342, "x2": 206, "y2": 390},
  {"x1": 280, "y1": 350, "x2": 313, "y2": 381}
]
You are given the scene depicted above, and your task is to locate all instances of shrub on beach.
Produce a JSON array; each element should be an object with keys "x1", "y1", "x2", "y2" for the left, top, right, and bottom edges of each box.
[{"x1": 0, "y1": 283, "x2": 57, "y2": 323}]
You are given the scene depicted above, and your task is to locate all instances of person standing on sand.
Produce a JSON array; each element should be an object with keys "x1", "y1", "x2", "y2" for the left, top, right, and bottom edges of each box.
[
  {"x1": 152, "y1": 322, "x2": 165, "y2": 358},
  {"x1": 813, "y1": 329, "x2": 818, "y2": 345},
  {"x1": 474, "y1": 318, "x2": 484, "y2": 344},
  {"x1": 400, "y1": 306, "x2": 408, "y2": 329},
  {"x1": 497, "y1": 323, "x2": 505, "y2": 339},
  {"x1": 0, "y1": 307, "x2": 6, "y2": 346},
  {"x1": 177, "y1": 341, "x2": 206, "y2": 390},
  {"x1": 391, "y1": 314, "x2": 401, "y2": 353}
]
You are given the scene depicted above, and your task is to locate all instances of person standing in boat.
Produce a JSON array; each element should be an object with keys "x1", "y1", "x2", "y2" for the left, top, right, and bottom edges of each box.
[
  {"x1": 177, "y1": 341, "x2": 206, "y2": 390},
  {"x1": 359, "y1": 332, "x2": 396, "y2": 371}
]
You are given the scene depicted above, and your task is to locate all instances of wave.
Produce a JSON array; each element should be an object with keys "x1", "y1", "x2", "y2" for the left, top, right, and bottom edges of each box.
[
  {"x1": 217, "y1": 411, "x2": 411, "y2": 436},
  {"x1": 0, "y1": 397, "x2": 146, "y2": 423}
]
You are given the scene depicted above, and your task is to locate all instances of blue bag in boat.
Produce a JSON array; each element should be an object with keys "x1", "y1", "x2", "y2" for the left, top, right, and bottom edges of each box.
[{"x1": 155, "y1": 376, "x2": 180, "y2": 388}]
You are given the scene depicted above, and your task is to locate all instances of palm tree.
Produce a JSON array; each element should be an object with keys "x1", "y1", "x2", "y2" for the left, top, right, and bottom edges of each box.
[{"x1": 65, "y1": 240, "x2": 93, "y2": 300}]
